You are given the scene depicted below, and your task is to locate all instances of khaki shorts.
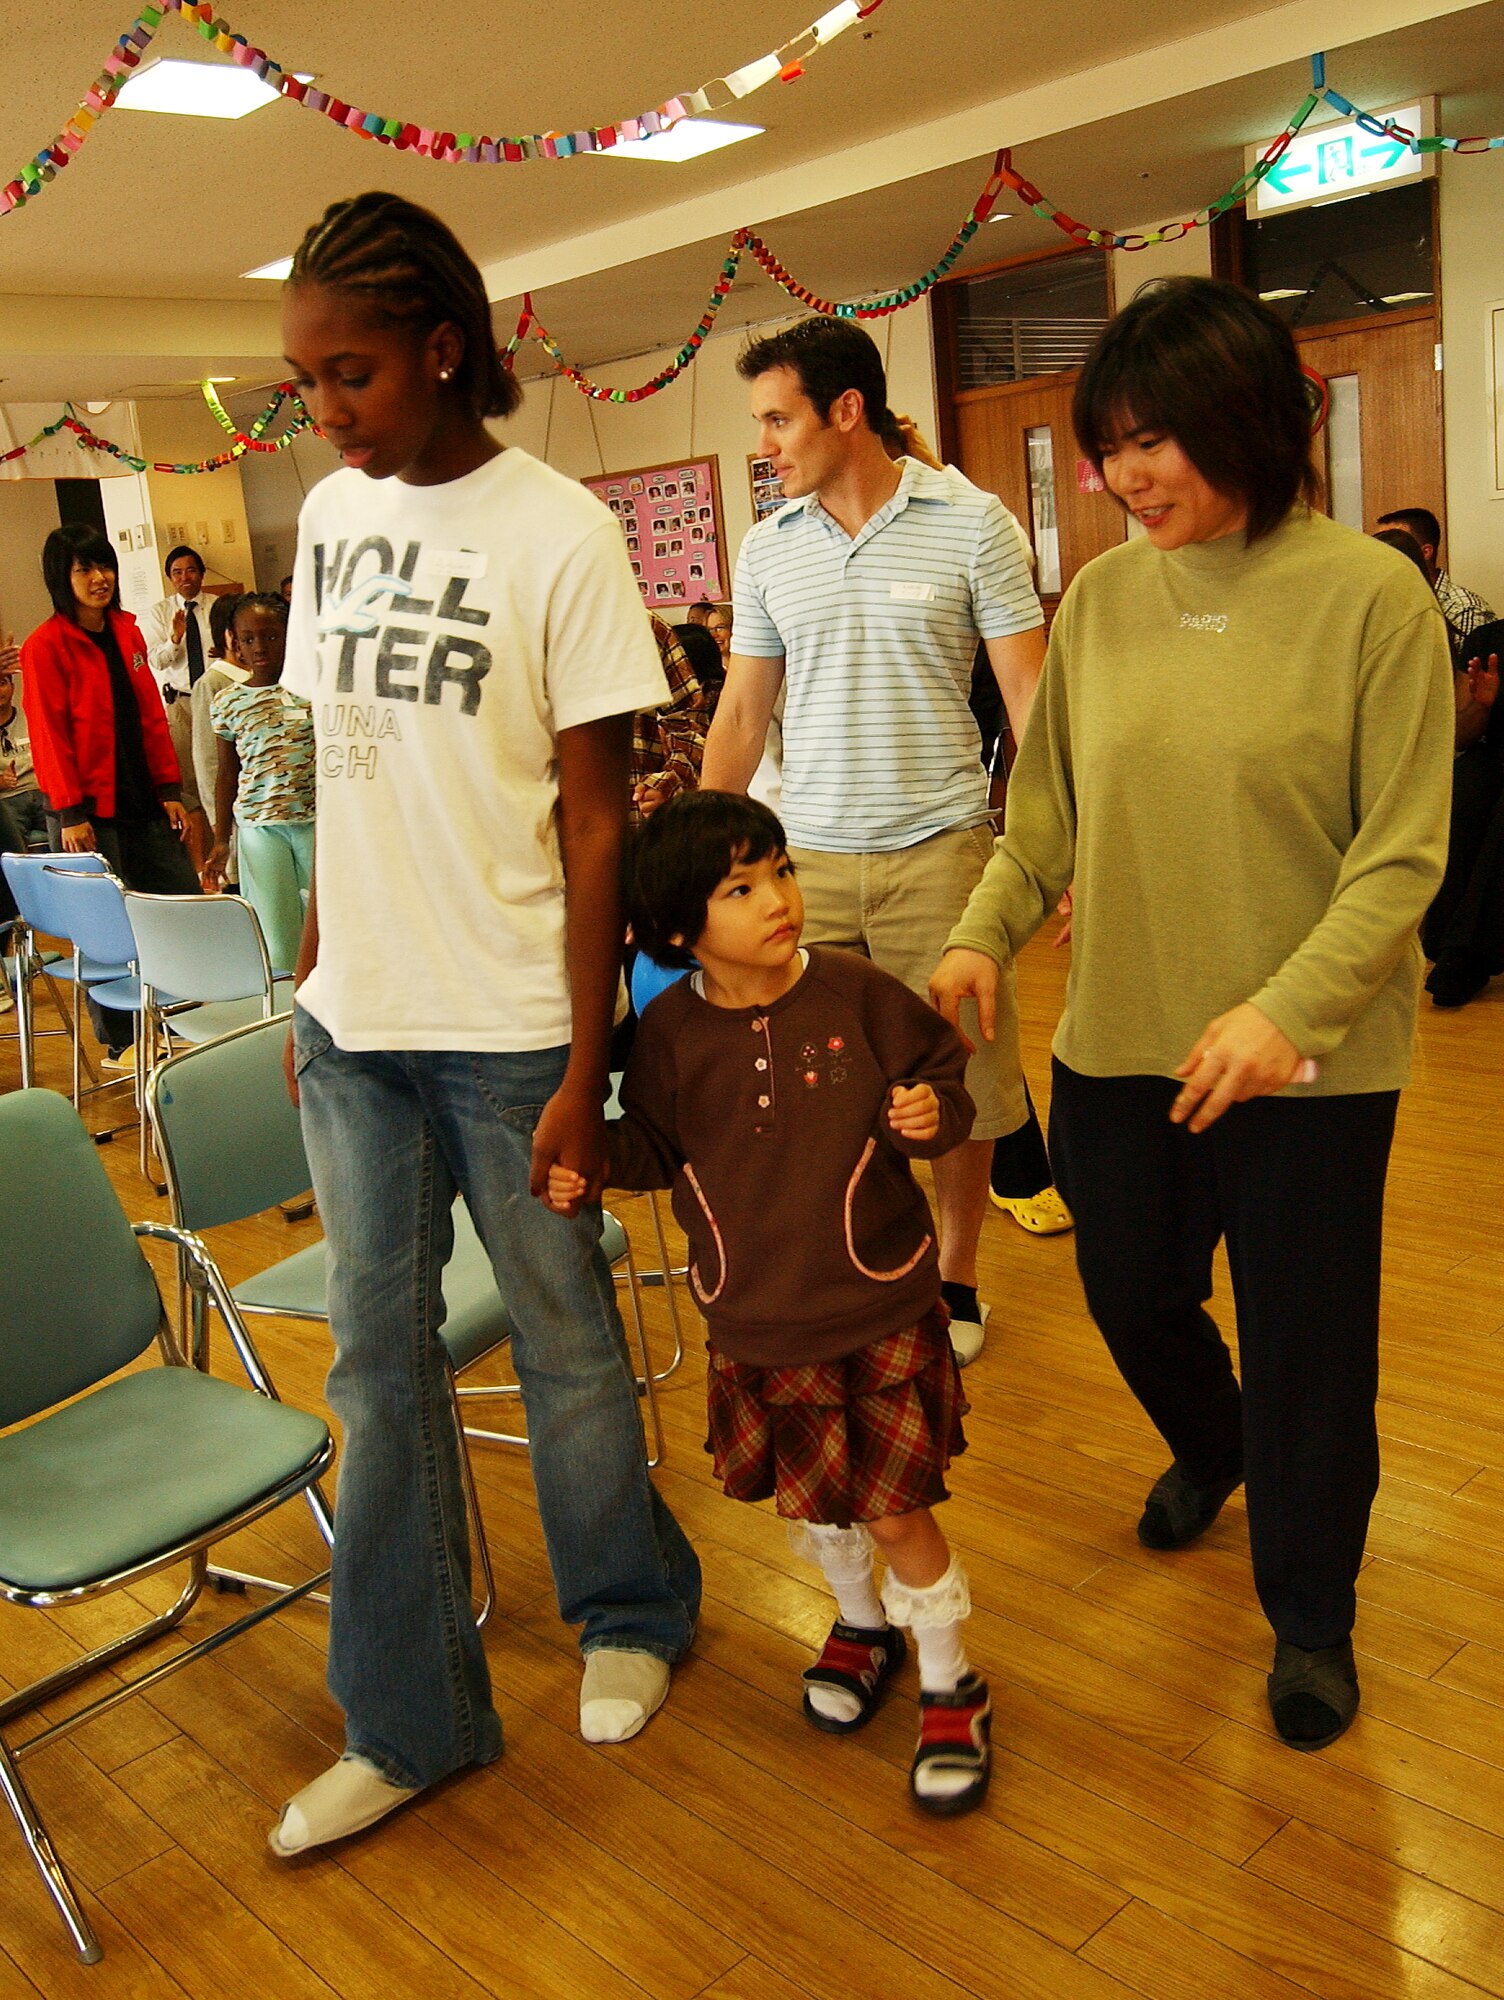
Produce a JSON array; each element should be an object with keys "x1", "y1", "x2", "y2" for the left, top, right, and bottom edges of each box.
[{"x1": 789, "y1": 823, "x2": 1026, "y2": 1143}]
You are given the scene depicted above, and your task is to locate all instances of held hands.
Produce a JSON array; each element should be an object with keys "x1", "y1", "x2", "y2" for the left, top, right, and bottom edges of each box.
[
  {"x1": 928, "y1": 948, "x2": 999, "y2": 1055},
  {"x1": 545, "y1": 1163, "x2": 590, "y2": 1217},
  {"x1": 530, "y1": 1081, "x2": 608, "y2": 1214},
  {"x1": 1171, "y1": 1003, "x2": 1306, "y2": 1133},
  {"x1": 888, "y1": 1081, "x2": 941, "y2": 1143}
]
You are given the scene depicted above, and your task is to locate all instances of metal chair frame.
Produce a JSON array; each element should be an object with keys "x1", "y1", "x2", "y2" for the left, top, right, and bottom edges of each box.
[{"x1": 0, "y1": 1127, "x2": 332, "y2": 1965}]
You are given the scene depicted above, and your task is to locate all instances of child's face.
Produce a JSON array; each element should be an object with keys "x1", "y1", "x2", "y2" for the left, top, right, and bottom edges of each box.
[
  {"x1": 689, "y1": 848, "x2": 803, "y2": 976},
  {"x1": 235, "y1": 608, "x2": 286, "y2": 680}
]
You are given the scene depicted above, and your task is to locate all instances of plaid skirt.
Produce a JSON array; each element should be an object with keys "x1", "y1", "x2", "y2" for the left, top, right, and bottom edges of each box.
[{"x1": 706, "y1": 1310, "x2": 968, "y2": 1525}]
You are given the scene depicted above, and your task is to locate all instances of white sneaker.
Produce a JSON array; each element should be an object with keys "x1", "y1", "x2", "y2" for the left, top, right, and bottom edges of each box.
[{"x1": 949, "y1": 1302, "x2": 990, "y2": 1368}]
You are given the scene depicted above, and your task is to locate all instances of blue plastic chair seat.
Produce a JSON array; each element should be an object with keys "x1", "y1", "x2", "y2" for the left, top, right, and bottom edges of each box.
[{"x1": 0, "y1": 1366, "x2": 329, "y2": 1593}]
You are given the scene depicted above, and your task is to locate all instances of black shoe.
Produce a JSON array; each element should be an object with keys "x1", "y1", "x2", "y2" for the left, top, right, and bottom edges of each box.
[
  {"x1": 911, "y1": 1672, "x2": 991, "y2": 1817},
  {"x1": 1268, "y1": 1638, "x2": 1359, "y2": 1751},
  {"x1": 1137, "y1": 1461, "x2": 1243, "y2": 1550},
  {"x1": 801, "y1": 1622, "x2": 907, "y2": 1734},
  {"x1": 1427, "y1": 957, "x2": 1489, "y2": 1008}
]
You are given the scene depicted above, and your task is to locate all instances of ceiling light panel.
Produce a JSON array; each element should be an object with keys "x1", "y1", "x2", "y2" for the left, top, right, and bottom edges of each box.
[
  {"x1": 599, "y1": 120, "x2": 764, "y2": 163},
  {"x1": 117, "y1": 58, "x2": 309, "y2": 121}
]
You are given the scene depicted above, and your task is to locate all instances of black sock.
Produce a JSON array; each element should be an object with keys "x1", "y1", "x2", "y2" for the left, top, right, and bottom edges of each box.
[{"x1": 941, "y1": 1280, "x2": 980, "y2": 1324}]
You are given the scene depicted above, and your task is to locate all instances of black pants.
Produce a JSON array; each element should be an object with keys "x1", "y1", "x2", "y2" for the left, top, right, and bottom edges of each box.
[
  {"x1": 990, "y1": 1078, "x2": 1053, "y2": 1198},
  {"x1": 46, "y1": 811, "x2": 199, "y2": 1052},
  {"x1": 1048, "y1": 1060, "x2": 1398, "y2": 1650},
  {"x1": 1422, "y1": 742, "x2": 1504, "y2": 977}
]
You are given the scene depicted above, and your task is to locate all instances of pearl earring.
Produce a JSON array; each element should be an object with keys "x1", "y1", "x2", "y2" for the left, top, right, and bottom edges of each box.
[{"x1": 439, "y1": 367, "x2": 453, "y2": 381}]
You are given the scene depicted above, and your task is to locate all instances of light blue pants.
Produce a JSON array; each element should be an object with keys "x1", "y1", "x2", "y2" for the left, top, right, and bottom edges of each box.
[
  {"x1": 234, "y1": 816, "x2": 313, "y2": 973},
  {"x1": 292, "y1": 1008, "x2": 701, "y2": 1788}
]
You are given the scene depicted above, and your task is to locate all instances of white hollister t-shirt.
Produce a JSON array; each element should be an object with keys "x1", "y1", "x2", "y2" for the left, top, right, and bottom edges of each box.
[{"x1": 282, "y1": 447, "x2": 668, "y2": 1051}]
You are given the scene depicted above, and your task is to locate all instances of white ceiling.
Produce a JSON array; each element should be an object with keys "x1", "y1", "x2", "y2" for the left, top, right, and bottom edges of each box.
[{"x1": 1, "y1": 0, "x2": 1501, "y2": 403}]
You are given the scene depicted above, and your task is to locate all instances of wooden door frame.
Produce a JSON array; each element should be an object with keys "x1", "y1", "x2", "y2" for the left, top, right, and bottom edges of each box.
[{"x1": 932, "y1": 241, "x2": 1115, "y2": 466}]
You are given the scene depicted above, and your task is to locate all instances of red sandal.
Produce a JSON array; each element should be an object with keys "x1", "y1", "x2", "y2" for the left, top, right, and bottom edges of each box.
[
  {"x1": 801, "y1": 1621, "x2": 907, "y2": 1734},
  {"x1": 911, "y1": 1672, "x2": 991, "y2": 1815}
]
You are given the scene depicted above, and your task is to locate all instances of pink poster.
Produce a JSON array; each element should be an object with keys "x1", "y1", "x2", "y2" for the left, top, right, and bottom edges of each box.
[{"x1": 584, "y1": 456, "x2": 726, "y2": 610}]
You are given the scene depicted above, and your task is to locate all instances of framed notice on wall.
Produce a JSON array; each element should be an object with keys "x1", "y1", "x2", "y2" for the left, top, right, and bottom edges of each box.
[
  {"x1": 583, "y1": 456, "x2": 726, "y2": 610},
  {"x1": 748, "y1": 452, "x2": 788, "y2": 523}
]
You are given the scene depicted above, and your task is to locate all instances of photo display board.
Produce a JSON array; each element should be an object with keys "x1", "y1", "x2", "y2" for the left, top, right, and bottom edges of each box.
[
  {"x1": 748, "y1": 452, "x2": 788, "y2": 523},
  {"x1": 584, "y1": 456, "x2": 726, "y2": 609}
]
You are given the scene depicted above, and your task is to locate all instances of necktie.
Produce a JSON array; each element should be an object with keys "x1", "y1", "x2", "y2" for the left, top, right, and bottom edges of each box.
[{"x1": 185, "y1": 599, "x2": 204, "y2": 687}]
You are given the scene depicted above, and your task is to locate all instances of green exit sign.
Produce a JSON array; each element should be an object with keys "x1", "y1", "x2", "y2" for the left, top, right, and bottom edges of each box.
[{"x1": 1246, "y1": 99, "x2": 1435, "y2": 218}]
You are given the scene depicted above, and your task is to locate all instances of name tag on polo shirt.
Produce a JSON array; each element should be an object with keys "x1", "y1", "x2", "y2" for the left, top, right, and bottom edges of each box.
[{"x1": 889, "y1": 582, "x2": 934, "y2": 602}]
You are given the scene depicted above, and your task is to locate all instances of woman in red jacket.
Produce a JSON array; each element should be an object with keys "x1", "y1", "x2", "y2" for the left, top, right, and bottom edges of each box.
[{"x1": 23, "y1": 521, "x2": 197, "y2": 1062}]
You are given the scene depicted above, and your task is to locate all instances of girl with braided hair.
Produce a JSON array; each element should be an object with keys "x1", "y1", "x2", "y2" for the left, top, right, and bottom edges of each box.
[{"x1": 270, "y1": 190, "x2": 700, "y2": 1856}]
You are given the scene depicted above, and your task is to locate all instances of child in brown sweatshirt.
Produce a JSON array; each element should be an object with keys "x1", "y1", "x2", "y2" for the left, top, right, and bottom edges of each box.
[{"x1": 546, "y1": 790, "x2": 990, "y2": 1814}]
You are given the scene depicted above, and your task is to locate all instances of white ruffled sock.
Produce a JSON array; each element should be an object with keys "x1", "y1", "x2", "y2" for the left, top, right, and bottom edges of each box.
[
  {"x1": 579, "y1": 1649, "x2": 670, "y2": 1744},
  {"x1": 882, "y1": 1558, "x2": 972, "y2": 1694}
]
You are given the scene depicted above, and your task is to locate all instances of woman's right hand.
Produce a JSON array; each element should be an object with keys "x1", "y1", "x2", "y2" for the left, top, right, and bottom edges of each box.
[
  {"x1": 60, "y1": 820, "x2": 96, "y2": 854},
  {"x1": 928, "y1": 947, "x2": 1000, "y2": 1054}
]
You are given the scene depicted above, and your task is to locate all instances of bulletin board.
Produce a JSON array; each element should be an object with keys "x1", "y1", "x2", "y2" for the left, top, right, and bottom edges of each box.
[
  {"x1": 584, "y1": 456, "x2": 726, "y2": 610},
  {"x1": 748, "y1": 452, "x2": 788, "y2": 523}
]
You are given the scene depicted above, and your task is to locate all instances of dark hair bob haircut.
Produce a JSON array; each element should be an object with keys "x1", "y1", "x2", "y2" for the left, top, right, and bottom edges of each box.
[
  {"x1": 627, "y1": 789, "x2": 787, "y2": 971},
  {"x1": 1073, "y1": 276, "x2": 1321, "y2": 543},
  {"x1": 42, "y1": 522, "x2": 121, "y2": 622},
  {"x1": 290, "y1": 190, "x2": 521, "y2": 422},
  {"x1": 737, "y1": 315, "x2": 888, "y2": 434}
]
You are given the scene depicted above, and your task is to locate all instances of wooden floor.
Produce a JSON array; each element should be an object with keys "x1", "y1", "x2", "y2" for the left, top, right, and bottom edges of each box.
[{"x1": 6, "y1": 930, "x2": 1504, "y2": 2000}]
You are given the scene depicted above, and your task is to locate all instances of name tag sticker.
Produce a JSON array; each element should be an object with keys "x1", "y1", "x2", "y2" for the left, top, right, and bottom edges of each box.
[
  {"x1": 422, "y1": 547, "x2": 488, "y2": 579},
  {"x1": 889, "y1": 582, "x2": 934, "y2": 602}
]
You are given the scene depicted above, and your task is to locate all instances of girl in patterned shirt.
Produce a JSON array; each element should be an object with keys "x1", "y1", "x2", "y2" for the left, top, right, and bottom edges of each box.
[{"x1": 204, "y1": 593, "x2": 315, "y2": 968}]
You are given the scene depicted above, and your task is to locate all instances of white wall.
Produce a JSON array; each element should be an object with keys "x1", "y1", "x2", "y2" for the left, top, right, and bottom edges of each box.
[
  {"x1": 1440, "y1": 145, "x2": 1504, "y2": 610},
  {"x1": 238, "y1": 427, "x2": 341, "y2": 593},
  {"x1": 1111, "y1": 224, "x2": 1214, "y2": 305},
  {"x1": 0, "y1": 479, "x2": 63, "y2": 642}
]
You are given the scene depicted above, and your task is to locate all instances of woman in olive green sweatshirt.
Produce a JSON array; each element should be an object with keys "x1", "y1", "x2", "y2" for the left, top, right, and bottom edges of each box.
[{"x1": 931, "y1": 277, "x2": 1454, "y2": 1752}]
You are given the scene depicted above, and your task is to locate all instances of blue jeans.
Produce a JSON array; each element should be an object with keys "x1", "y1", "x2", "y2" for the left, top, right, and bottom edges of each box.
[{"x1": 294, "y1": 1006, "x2": 701, "y2": 1789}]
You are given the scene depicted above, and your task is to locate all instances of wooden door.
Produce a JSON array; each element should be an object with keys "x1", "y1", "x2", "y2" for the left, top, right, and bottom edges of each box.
[
  {"x1": 952, "y1": 371, "x2": 1126, "y2": 616},
  {"x1": 1296, "y1": 307, "x2": 1443, "y2": 537}
]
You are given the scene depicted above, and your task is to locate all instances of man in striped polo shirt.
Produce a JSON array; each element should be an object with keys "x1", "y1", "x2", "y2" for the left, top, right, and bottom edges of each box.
[{"x1": 703, "y1": 317, "x2": 1046, "y2": 1365}]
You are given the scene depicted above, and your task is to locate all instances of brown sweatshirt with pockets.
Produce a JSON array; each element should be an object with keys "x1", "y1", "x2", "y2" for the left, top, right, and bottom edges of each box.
[{"x1": 606, "y1": 946, "x2": 975, "y2": 1367}]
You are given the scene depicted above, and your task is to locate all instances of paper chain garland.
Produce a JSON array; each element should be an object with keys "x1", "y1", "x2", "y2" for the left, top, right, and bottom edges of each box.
[
  {"x1": 505, "y1": 155, "x2": 1011, "y2": 402},
  {"x1": 0, "y1": 382, "x2": 311, "y2": 475},
  {"x1": 1000, "y1": 54, "x2": 1504, "y2": 253},
  {"x1": 0, "y1": 0, "x2": 885, "y2": 218}
]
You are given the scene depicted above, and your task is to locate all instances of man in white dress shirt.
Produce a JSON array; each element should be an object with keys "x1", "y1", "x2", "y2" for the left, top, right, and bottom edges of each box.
[{"x1": 141, "y1": 544, "x2": 215, "y2": 867}]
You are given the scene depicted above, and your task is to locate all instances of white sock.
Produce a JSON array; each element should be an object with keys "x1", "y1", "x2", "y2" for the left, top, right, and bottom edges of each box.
[
  {"x1": 268, "y1": 1754, "x2": 418, "y2": 1858},
  {"x1": 579, "y1": 1649, "x2": 670, "y2": 1744},
  {"x1": 881, "y1": 1558, "x2": 972, "y2": 1694},
  {"x1": 789, "y1": 1521, "x2": 886, "y2": 1628},
  {"x1": 790, "y1": 1523, "x2": 887, "y2": 1724}
]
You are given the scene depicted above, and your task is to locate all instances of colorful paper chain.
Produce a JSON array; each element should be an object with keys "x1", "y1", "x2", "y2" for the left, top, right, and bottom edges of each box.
[
  {"x1": 0, "y1": 0, "x2": 886, "y2": 218},
  {"x1": 999, "y1": 54, "x2": 1504, "y2": 255},
  {"x1": 507, "y1": 156, "x2": 1009, "y2": 401},
  {"x1": 0, "y1": 385, "x2": 311, "y2": 475}
]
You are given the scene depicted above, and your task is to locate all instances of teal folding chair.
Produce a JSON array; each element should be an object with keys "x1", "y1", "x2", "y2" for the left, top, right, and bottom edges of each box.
[
  {"x1": 124, "y1": 889, "x2": 295, "y2": 1062},
  {"x1": 148, "y1": 1016, "x2": 664, "y2": 1549},
  {"x1": 0, "y1": 1088, "x2": 333, "y2": 1964}
]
